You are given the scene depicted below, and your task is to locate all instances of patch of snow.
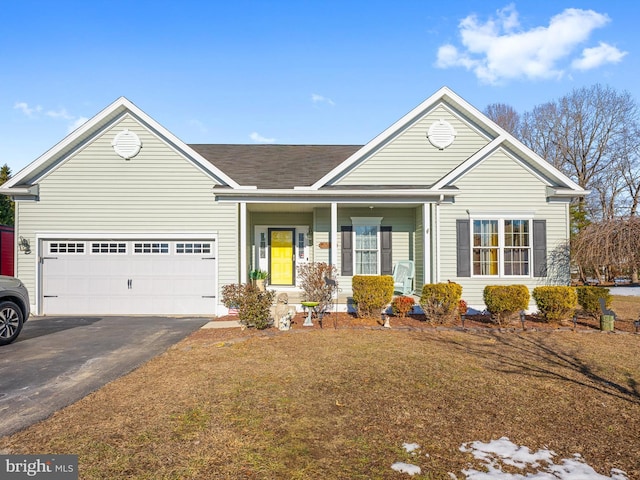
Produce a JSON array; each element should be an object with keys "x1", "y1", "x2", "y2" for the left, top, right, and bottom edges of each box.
[
  {"x1": 460, "y1": 437, "x2": 554, "y2": 469},
  {"x1": 459, "y1": 438, "x2": 628, "y2": 480},
  {"x1": 403, "y1": 442, "x2": 421, "y2": 454},
  {"x1": 608, "y1": 286, "x2": 640, "y2": 296},
  {"x1": 391, "y1": 462, "x2": 422, "y2": 476}
]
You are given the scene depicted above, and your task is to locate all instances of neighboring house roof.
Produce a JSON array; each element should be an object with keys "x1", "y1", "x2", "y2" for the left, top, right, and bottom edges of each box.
[{"x1": 189, "y1": 144, "x2": 361, "y2": 189}]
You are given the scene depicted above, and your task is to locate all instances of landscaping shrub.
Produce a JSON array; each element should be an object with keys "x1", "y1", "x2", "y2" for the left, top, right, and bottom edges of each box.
[
  {"x1": 297, "y1": 262, "x2": 338, "y2": 314},
  {"x1": 458, "y1": 299, "x2": 468, "y2": 316},
  {"x1": 483, "y1": 285, "x2": 530, "y2": 326},
  {"x1": 391, "y1": 295, "x2": 415, "y2": 318},
  {"x1": 532, "y1": 286, "x2": 578, "y2": 323},
  {"x1": 352, "y1": 275, "x2": 394, "y2": 318},
  {"x1": 419, "y1": 282, "x2": 462, "y2": 325},
  {"x1": 221, "y1": 283, "x2": 276, "y2": 329},
  {"x1": 576, "y1": 286, "x2": 612, "y2": 318}
]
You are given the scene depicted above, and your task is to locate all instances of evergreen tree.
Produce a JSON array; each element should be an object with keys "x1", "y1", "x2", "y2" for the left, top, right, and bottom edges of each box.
[{"x1": 0, "y1": 164, "x2": 14, "y2": 226}]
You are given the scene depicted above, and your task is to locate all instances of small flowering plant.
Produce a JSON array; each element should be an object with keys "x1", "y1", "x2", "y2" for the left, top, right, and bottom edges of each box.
[
  {"x1": 458, "y1": 299, "x2": 468, "y2": 316},
  {"x1": 391, "y1": 295, "x2": 415, "y2": 318}
]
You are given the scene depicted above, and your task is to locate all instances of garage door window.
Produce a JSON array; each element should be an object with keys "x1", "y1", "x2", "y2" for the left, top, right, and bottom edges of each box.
[
  {"x1": 50, "y1": 242, "x2": 85, "y2": 254},
  {"x1": 91, "y1": 242, "x2": 127, "y2": 254},
  {"x1": 134, "y1": 242, "x2": 169, "y2": 254},
  {"x1": 176, "y1": 242, "x2": 212, "y2": 254}
]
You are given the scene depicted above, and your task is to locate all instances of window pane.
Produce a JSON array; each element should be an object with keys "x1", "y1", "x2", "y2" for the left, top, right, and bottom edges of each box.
[
  {"x1": 505, "y1": 248, "x2": 530, "y2": 275},
  {"x1": 473, "y1": 248, "x2": 498, "y2": 275},
  {"x1": 473, "y1": 220, "x2": 498, "y2": 247},
  {"x1": 505, "y1": 220, "x2": 529, "y2": 247},
  {"x1": 355, "y1": 225, "x2": 378, "y2": 274}
]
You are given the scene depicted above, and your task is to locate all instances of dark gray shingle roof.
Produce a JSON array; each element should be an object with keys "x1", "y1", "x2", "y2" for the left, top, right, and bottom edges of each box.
[{"x1": 189, "y1": 144, "x2": 362, "y2": 188}]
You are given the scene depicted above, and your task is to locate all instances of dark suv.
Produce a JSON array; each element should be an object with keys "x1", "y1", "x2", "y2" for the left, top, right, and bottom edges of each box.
[{"x1": 0, "y1": 276, "x2": 31, "y2": 346}]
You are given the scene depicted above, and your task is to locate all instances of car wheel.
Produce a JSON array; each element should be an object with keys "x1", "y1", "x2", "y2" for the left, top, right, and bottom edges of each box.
[{"x1": 0, "y1": 301, "x2": 24, "y2": 346}]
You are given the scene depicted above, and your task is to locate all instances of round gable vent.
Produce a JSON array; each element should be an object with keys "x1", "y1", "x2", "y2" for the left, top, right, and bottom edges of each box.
[
  {"x1": 112, "y1": 129, "x2": 142, "y2": 159},
  {"x1": 427, "y1": 119, "x2": 457, "y2": 150}
]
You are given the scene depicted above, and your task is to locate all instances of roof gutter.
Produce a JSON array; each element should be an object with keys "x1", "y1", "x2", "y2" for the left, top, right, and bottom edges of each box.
[
  {"x1": 0, "y1": 184, "x2": 39, "y2": 200},
  {"x1": 212, "y1": 186, "x2": 457, "y2": 203}
]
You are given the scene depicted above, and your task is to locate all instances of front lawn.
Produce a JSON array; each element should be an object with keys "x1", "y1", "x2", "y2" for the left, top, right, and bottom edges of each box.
[{"x1": 1, "y1": 301, "x2": 639, "y2": 479}]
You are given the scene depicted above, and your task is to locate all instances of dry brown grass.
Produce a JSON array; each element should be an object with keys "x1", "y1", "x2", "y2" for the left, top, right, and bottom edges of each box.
[{"x1": 1, "y1": 297, "x2": 639, "y2": 479}]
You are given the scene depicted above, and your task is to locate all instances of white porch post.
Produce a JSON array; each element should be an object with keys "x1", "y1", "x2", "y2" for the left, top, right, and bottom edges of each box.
[
  {"x1": 434, "y1": 203, "x2": 441, "y2": 283},
  {"x1": 330, "y1": 202, "x2": 338, "y2": 267},
  {"x1": 423, "y1": 203, "x2": 431, "y2": 285},
  {"x1": 240, "y1": 202, "x2": 247, "y2": 283}
]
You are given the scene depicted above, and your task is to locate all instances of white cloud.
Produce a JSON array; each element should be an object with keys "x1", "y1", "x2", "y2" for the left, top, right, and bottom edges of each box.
[
  {"x1": 436, "y1": 5, "x2": 624, "y2": 84},
  {"x1": 14, "y1": 102, "x2": 42, "y2": 117},
  {"x1": 46, "y1": 108, "x2": 73, "y2": 120},
  {"x1": 311, "y1": 93, "x2": 335, "y2": 106},
  {"x1": 249, "y1": 132, "x2": 275, "y2": 143},
  {"x1": 14, "y1": 101, "x2": 89, "y2": 133},
  {"x1": 572, "y1": 42, "x2": 627, "y2": 70}
]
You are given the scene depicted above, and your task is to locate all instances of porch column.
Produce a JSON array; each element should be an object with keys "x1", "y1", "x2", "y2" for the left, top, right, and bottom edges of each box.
[
  {"x1": 423, "y1": 203, "x2": 431, "y2": 285},
  {"x1": 434, "y1": 203, "x2": 441, "y2": 283},
  {"x1": 240, "y1": 202, "x2": 247, "y2": 283},
  {"x1": 330, "y1": 202, "x2": 338, "y2": 267}
]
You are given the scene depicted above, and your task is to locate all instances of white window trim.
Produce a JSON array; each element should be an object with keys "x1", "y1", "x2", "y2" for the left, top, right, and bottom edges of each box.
[
  {"x1": 351, "y1": 217, "x2": 383, "y2": 276},
  {"x1": 470, "y1": 217, "x2": 533, "y2": 278}
]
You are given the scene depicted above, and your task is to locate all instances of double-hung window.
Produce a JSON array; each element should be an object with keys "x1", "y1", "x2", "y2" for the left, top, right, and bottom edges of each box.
[
  {"x1": 351, "y1": 217, "x2": 383, "y2": 275},
  {"x1": 472, "y1": 218, "x2": 531, "y2": 277},
  {"x1": 355, "y1": 225, "x2": 379, "y2": 274}
]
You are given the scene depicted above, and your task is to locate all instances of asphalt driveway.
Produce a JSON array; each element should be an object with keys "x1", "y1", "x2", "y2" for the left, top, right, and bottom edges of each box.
[{"x1": 0, "y1": 315, "x2": 210, "y2": 437}]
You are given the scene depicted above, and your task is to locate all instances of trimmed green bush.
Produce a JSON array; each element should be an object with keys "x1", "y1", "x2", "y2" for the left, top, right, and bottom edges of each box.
[
  {"x1": 352, "y1": 275, "x2": 394, "y2": 318},
  {"x1": 221, "y1": 283, "x2": 276, "y2": 329},
  {"x1": 483, "y1": 285, "x2": 530, "y2": 326},
  {"x1": 576, "y1": 286, "x2": 612, "y2": 318},
  {"x1": 532, "y1": 286, "x2": 578, "y2": 323},
  {"x1": 419, "y1": 282, "x2": 462, "y2": 325}
]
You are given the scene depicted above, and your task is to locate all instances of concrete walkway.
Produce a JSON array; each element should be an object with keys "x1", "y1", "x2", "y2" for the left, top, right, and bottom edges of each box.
[{"x1": 201, "y1": 319, "x2": 241, "y2": 329}]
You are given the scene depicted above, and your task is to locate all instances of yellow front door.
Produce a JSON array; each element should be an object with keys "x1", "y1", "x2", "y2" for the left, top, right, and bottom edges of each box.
[{"x1": 270, "y1": 229, "x2": 294, "y2": 285}]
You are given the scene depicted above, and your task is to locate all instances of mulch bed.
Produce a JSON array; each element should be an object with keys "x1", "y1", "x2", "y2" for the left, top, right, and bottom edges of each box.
[{"x1": 207, "y1": 311, "x2": 640, "y2": 334}]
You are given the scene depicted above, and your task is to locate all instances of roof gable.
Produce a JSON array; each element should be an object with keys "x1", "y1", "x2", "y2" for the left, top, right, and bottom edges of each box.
[
  {"x1": 309, "y1": 86, "x2": 585, "y2": 194},
  {"x1": 2, "y1": 97, "x2": 241, "y2": 191},
  {"x1": 329, "y1": 102, "x2": 491, "y2": 187}
]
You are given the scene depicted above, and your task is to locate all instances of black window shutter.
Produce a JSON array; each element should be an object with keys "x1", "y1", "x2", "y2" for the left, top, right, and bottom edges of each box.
[
  {"x1": 380, "y1": 226, "x2": 392, "y2": 275},
  {"x1": 533, "y1": 220, "x2": 547, "y2": 277},
  {"x1": 456, "y1": 219, "x2": 471, "y2": 277},
  {"x1": 341, "y1": 226, "x2": 353, "y2": 276}
]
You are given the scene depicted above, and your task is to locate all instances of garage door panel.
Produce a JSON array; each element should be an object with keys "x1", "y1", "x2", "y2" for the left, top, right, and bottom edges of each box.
[{"x1": 42, "y1": 239, "x2": 217, "y2": 316}]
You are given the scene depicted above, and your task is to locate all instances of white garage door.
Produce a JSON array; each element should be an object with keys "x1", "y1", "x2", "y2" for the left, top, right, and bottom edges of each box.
[{"x1": 41, "y1": 239, "x2": 217, "y2": 315}]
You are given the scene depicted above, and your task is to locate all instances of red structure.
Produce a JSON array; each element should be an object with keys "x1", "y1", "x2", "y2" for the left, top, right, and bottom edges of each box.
[{"x1": 0, "y1": 225, "x2": 14, "y2": 276}]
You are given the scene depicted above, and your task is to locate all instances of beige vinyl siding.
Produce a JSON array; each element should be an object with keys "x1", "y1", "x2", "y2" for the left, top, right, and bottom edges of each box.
[
  {"x1": 438, "y1": 149, "x2": 570, "y2": 310},
  {"x1": 15, "y1": 115, "x2": 238, "y2": 312},
  {"x1": 333, "y1": 104, "x2": 491, "y2": 186},
  {"x1": 313, "y1": 207, "x2": 331, "y2": 265}
]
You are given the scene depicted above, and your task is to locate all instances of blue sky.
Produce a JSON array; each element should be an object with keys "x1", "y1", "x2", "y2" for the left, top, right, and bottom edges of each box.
[{"x1": 1, "y1": 0, "x2": 635, "y2": 174}]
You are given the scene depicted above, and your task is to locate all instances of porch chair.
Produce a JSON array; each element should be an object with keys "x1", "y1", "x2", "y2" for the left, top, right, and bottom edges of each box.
[{"x1": 392, "y1": 260, "x2": 415, "y2": 295}]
